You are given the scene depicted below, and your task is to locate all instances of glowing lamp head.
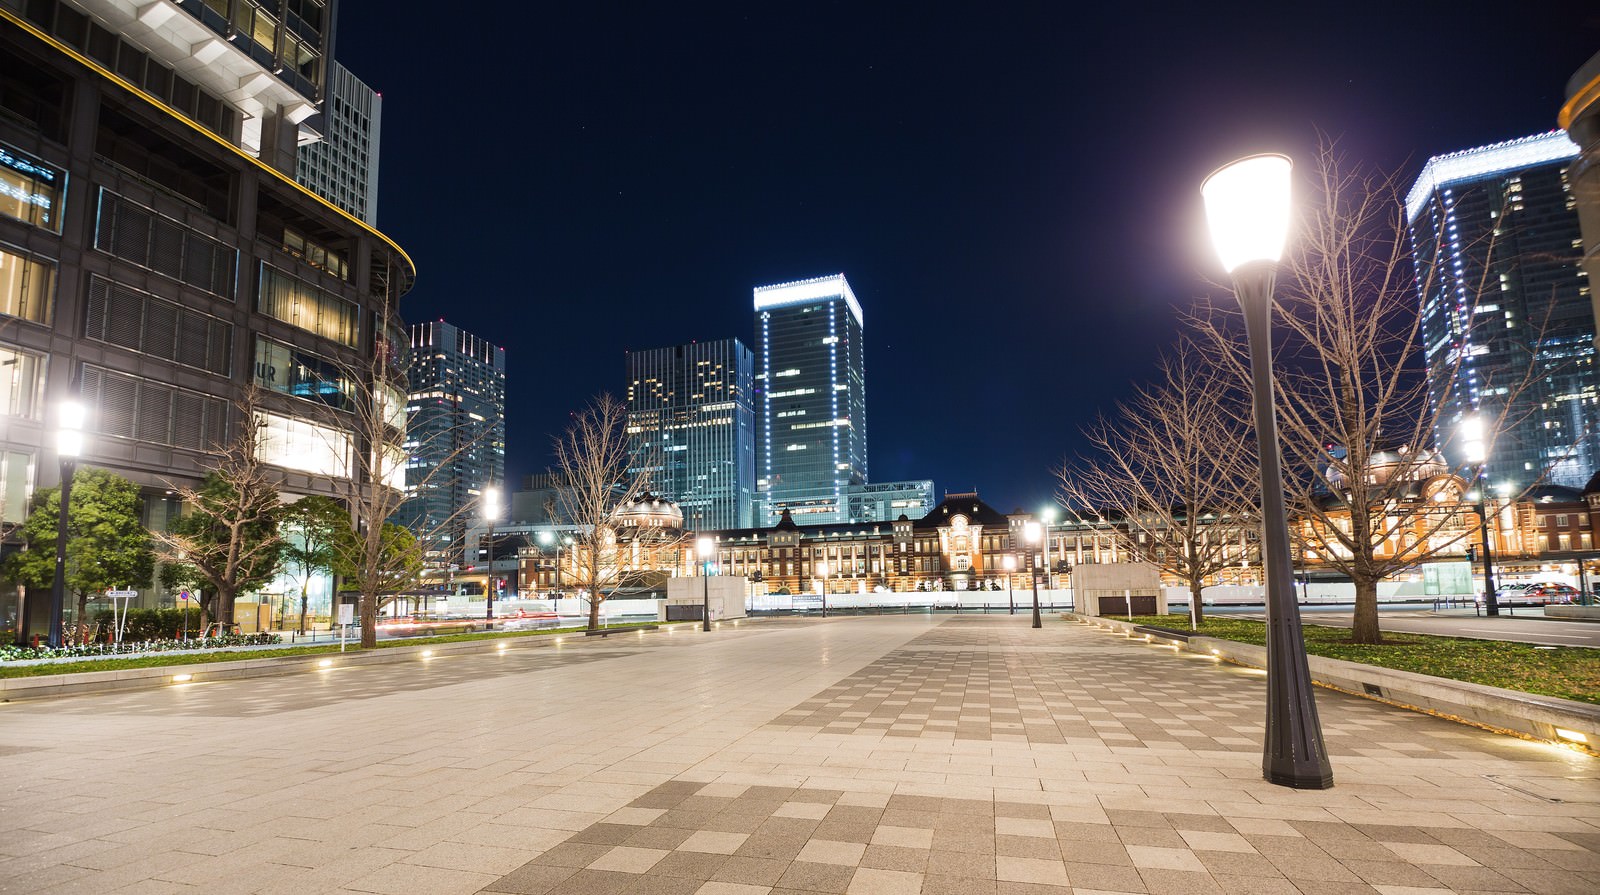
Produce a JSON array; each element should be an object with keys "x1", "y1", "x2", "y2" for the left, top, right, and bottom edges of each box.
[
  {"x1": 1040, "y1": 507, "x2": 1057, "y2": 523},
  {"x1": 1202, "y1": 153, "x2": 1293, "y2": 273},
  {"x1": 696, "y1": 537, "x2": 715, "y2": 559},
  {"x1": 57, "y1": 400, "x2": 85, "y2": 458},
  {"x1": 1003, "y1": 555, "x2": 1017, "y2": 571},
  {"x1": 483, "y1": 487, "x2": 501, "y2": 521},
  {"x1": 1023, "y1": 521, "x2": 1042, "y2": 544},
  {"x1": 1459, "y1": 416, "x2": 1487, "y2": 463},
  {"x1": 816, "y1": 561, "x2": 829, "y2": 578},
  {"x1": 538, "y1": 530, "x2": 553, "y2": 545}
]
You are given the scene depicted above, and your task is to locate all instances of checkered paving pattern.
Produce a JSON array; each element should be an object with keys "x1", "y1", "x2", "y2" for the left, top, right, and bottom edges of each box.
[
  {"x1": 483, "y1": 779, "x2": 1600, "y2": 895},
  {"x1": 3, "y1": 614, "x2": 1597, "y2": 895},
  {"x1": 765, "y1": 616, "x2": 1527, "y2": 760}
]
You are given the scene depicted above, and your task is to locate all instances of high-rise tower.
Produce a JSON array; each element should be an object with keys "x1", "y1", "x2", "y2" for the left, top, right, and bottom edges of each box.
[
  {"x1": 402, "y1": 321, "x2": 507, "y2": 567},
  {"x1": 755, "y1": 274, "x2": 868, "y2": 525},
  {"x1": 1408, "y1": 131, "x2": 1594, "y2": 491},
  {"x1": 297, "y1": 61, "x2": 382, "y2": 225},
  {"x1": 625, "y1": 339, "x2": 755, "y2": 530}
]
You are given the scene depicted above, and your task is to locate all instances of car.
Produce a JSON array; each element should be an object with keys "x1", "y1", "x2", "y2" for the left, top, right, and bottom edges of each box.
[
  {"x1": 1481, "y1": 583, "x2": 1532, "y2": 606},
  {"x1": 1525, "y1": 583, "x2": 1580, "y2": 604}
]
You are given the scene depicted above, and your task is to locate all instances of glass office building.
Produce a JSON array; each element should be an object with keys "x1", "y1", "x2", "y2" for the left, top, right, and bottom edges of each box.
[
  {"x1": 402, "y1": 321, "x2": 507, "y2": 566},
  {"x1": 1408, "y1": 131, "x2": 1595, "y2": 491},
  {"x1": 296, "y1": 61, "x2": 382, "y2": 226},
  {"x1": 755, "y1": 274, "x2": 868, "y2": 525},
  {"x1": 625, "y1": 339, "x2": 755, "y2": 530}
]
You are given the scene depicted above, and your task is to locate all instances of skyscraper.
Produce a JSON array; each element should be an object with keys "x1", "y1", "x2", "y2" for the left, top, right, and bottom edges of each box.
[
  {"x1": 625, "y1": 339, "x2": 756, "y2": 530},
  {"x1": 755, "y1": 274, "x2": 868, "y2": 525},
  {"x1": 1562, "y1": 51, "x2": 1600, "y2": 351},
  {"x1": 402, "y1": 321, "x2": 507, "y2": 566},
  {"x1": 1408, "y1": 131, "x2": 1595, "y2": 491},
  {"x1": 297, "y1": 61, "x2": 382, "y2": 226}
]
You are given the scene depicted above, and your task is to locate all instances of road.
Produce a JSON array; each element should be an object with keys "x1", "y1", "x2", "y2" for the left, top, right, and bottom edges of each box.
[{"x1": 1220, "y1": 605, "x2": 1600, "y2": 647}]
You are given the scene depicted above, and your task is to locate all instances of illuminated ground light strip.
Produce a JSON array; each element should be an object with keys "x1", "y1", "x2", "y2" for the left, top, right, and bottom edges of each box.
[{"x1": 1406, "y1": 131, "x2": 1578, "y2": 223}]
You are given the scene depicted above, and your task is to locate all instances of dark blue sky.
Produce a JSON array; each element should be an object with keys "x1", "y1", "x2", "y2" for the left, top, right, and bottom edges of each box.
[{"x1": 336, "y1": 1, "x2": 1600, "y2": 513}]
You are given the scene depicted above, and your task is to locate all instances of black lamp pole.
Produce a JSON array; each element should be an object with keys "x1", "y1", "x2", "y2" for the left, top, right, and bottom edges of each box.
[
  {"x1": 1476, "y1": 489, "x2": 1499, "y2": 617},
  {"x1": 48, "y1": 457, "x2": 75, "y2": 649},
  {"x1": 1235, "y1": 260, "x2": 1333, "y2": 790}
]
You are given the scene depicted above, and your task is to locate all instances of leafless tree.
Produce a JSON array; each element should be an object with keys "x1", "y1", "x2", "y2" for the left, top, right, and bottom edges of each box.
[
  {"x1": 1055, "y1": 339, "x2": 1258, "y2": 626},
  {"x1": 1192, "y1": 144, "x2": 1551, "y2": 644},
  {"x1": 322, "y1": 289, "x2": 494, "y2": 648},
  {"x1": 152, "y1": 385, "x2": 284, "y2": 631},
  {"x1": 550, "y1": 393, "x2": 677, "y2": 631}
]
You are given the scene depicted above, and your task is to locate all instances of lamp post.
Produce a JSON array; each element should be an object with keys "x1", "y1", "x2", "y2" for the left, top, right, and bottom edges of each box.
[
  {"x1": 1459, "y1": 417, "x2": 1499, "y2": 617},
  {"x1": 698, "y1": 537, "x2": 714, "y2": 632},
  {"x1": 816, "y1": 561, "x2": 829, "y2": 617},
  {"x1": 48, "y1": 401, "x2": 85, "y2": 649},
  {"x1": 1203, "y1": 153, "x2": 1333, "y2": 790},
  {"x1": 1040, "y1": 507, "x2": 1057, "y2": 588},
  {"x1": 1003, "y1": 554, "x2": 1017, "y2": 615},
  {"x1": 1024, "y1": 520, "x2": 1043, "y2": 629},
  {"x1": 483, "y1": 486, "x2": 500, "y2": 620}
]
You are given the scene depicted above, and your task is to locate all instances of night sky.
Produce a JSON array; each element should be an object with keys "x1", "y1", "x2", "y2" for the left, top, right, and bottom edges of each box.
[{"x1": 335, "y1": 2, "x2": 1600, "y2": 514}]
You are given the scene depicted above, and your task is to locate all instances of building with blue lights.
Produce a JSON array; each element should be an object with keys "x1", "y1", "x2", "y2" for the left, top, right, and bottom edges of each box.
[
  {"x1": 401, "y1": 321, "x2": 507, "y2": 568},
  {"x1": 1408, "y1": 131, "x2": 1595, "y2": 492},
  {"x1": 755, "y1": 275, "x2": 868, "y2": 525},
  {"x1": 625, "y1": 338, "x2": 756, "y2": 531}
]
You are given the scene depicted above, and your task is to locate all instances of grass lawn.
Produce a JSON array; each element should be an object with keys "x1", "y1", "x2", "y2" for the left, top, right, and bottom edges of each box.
[
  {"x1": 1119, "y1": 614, "x2": 1600, "y2": 706},
  {"x1": 0, "y1": 621, "x2": 677, "y2": 679}
]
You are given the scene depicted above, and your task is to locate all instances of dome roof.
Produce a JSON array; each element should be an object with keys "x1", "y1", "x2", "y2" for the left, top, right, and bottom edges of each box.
[
  {"x1": 1326, "y1": 446, "x2": 1447, "y2": 489},
  {"x1": 614, "y1": 492, "x2": 684, "y2": 528}
]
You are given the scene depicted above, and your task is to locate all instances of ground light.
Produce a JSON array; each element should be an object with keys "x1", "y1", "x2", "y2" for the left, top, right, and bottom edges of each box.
[{"x1": 1203, "y1": 153, "x2": 1333, "y2": 790}]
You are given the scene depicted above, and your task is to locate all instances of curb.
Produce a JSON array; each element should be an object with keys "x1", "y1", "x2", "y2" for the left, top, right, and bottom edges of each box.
[{"x1": 1070, "y1": 613, "x2": 1600, "y2": 754}]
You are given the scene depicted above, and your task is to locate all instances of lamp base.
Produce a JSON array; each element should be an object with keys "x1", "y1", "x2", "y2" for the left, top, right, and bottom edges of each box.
[{"x1": 1265, "y1": 758, "x2": 1335, "y2": 790}]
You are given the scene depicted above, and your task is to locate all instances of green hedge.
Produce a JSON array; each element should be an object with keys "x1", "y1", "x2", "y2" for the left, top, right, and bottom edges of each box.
[{"x1": 91, "y1": 608, "x2": 198, "y2": 641}]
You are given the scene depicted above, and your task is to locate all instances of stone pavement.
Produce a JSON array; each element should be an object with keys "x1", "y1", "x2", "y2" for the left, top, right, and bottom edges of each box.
[{"x1": 1, "y1": 615, "x2": 1596, "y2": 895}]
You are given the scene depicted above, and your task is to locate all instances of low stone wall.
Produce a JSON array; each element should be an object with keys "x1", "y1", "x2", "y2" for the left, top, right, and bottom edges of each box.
[
  {"x1": 1071, "y1": 614, "x2": 1600, "y2": 752},
  {"x1": 1545, "y1": 605, "x2": 1600, "y2": 620}
]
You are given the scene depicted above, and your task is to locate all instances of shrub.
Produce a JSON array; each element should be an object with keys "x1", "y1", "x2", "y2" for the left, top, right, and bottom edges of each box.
[{"x1": 92, "y1": 608, "x2": 196, "y2": 642}]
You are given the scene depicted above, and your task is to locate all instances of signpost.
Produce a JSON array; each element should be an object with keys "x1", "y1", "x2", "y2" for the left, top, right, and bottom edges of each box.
[
  {"x1": 105, "y1": 589, "x2": 137, "y2": 645},
  {"x1": 337, "y1": 602, "x2": 353, "y2": 652},
  {"x1": 179, "y1": 589, "x2": 192, "y2": 640}
]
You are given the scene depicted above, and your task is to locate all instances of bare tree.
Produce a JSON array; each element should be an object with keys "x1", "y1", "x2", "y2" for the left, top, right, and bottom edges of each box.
[
  {"x1": 1192, "y1": 144, "x2": 1548, "y2": 643},
  {"x1": 550, "y1": 394, "x2": 676, "y2": 631},
  {"x1": 321, "y1": 289, "x2": 494, "y2": 648},
  {"x1": 1055, "y1": 339, "x2": 1258, "y2": 626},
  {"x1": 152, "y1": 385, "x2": 284, "y2": 632}
]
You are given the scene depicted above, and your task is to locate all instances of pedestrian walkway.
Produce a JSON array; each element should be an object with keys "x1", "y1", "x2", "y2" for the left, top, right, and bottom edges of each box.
[{"x1": 1, "y1": 615, "x2": 1595, "y2": 895}]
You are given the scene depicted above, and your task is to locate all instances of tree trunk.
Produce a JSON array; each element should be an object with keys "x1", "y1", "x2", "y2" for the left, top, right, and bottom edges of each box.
[
  {"x1": 1351, "y1": 575, "x2": 1381, "y2": 644},
  {"x1": 588, "y1": 588, "x2": 601, "y2": 631},
  {"x1": 298, "y1": 584, "x2": 308, "y2": 635},
  {"x1": 360, "y1": 591, "x2": 377, "y2": 648},
  {"x1": 1189, "y1": 581, "x2": 1205, "y2": 627}
]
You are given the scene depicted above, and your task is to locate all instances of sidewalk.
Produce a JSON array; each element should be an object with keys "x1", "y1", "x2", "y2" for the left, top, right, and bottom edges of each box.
[{"x1": 1, "y1": 614, "x2": 1595, "y2": 895}]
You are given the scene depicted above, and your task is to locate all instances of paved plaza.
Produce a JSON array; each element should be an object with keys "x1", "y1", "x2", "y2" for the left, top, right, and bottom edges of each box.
[{"x1": 1, "y1": 615, "x2": 1597, "y2": 895}]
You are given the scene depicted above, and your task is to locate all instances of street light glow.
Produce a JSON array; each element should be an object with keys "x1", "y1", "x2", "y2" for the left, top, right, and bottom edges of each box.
[
  {"x1": 1459, "y1": 416, "x2": 1487, "y2": 462},
  {"x1": 483, "y1": 486, "x2": 501, "y2": 521},
  {"x1": 1202, "y1": 154, "x2": 1293, "y2": 273},
  {"x1": 1003, "y1": 555, "x2": 1017, "y2": 571},
  {"x1": 697, "y1": 537, "x2": 715, "y2": 558},
  {"x1": 57, "y1": 400, "x2": 85, "y2": 458},
  {"x1": 1023, "y1": 520, "x2": 1041, "y2": 544}
]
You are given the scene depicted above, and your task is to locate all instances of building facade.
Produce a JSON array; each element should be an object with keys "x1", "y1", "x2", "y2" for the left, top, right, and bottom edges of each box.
[
  {"x1": 1, "y1": 0, "x2": 415, "y2": 641},
  {"x1": 846, "y1": 479, "x2": 934, "y2": 522},
  {"x1": 401, "y1": 320, "x2": 506, "y2": 570},
  {"x1": 1563, "y1": 51, "x2": 1600, "y2": 354},
  {"x1": 624, "y1": 338, "x2": 755, "y2": 530},
  {"x1": 755, "y1": 274, "x2": 868, "y2": 526},
  {"x1": 296, "y1": 60, "x2": 380, "y2": 225},
  {"x1": 1408, "y1": 131, "x2": 1595, "y2": 492}
]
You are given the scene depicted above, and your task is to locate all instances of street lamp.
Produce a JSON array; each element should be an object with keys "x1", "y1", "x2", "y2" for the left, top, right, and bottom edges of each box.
[
  {"x1": 816, "y1": 561, "x2": 830, "y2": 617},
  {"x1": 49, "y1": 401, "x2": 85, "y2": 649},
  {"x1": 1039, "y1": 507, "x2": 1057, "y2": 588},
  {"x1": 1203, "y1": 153, "x2": 1333, "y2": 789},
  {"x1": 1002, "y1": 554, "x2": 1017, "y2": 616},
  {"x1": 697, "y1": 537, "x2": 715, "y2": 632},
  {"x1": 1024, "y1": 520, "x2": 1043, "y2": 629},
  {"x1": 1459, "y1": 417, "x2": 1500, "y2": 617},
  {"x1": 483, "y1": 486, "x2": 500, "y2": 620}
]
